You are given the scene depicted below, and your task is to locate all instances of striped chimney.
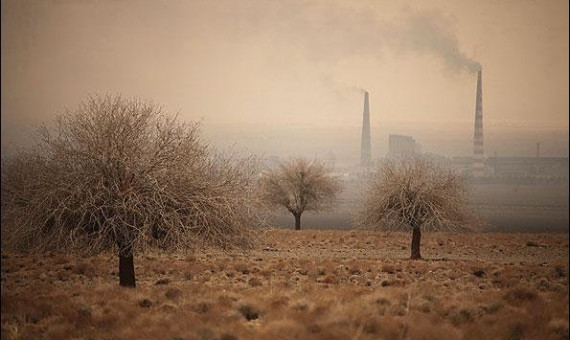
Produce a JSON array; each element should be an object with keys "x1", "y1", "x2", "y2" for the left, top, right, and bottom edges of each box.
[
  {"x1": 472, "y1": 69, "x2": 485, "y2": 177},
  {"x1": 361, "y1": 91, "x2": 371, "y2": 167}
]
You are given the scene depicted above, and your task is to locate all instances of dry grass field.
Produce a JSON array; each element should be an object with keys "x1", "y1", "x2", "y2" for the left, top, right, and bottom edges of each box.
[{"x1": 1, "y1": 229, "x2": 568, "y2": 340}]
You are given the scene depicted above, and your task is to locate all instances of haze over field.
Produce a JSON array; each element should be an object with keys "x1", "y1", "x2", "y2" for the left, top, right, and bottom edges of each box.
[
  {"x1": 2, "y1": 0, "x2": 568, "y2": 162},
  {"x1": 1, "y1": 3, "x2": 569, "y2": 339}
]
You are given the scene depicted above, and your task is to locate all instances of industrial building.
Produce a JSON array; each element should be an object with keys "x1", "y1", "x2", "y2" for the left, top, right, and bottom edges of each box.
[
  {"x1": 452, "y1": 156, "x2": 569, "y2": 181},
  {"x1": 387, "y1": 134, "x2": 418, "y2": 159}
]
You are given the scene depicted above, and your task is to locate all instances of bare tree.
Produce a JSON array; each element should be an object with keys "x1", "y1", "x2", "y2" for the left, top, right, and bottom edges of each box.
[
  {"x1": 356, "y1": 156, "x2": 474, "y2": 259},
  {"x1": 1, "y1": 95, "x2": 261, "y2": 287},
  {"x1": 259, "y1": 157, "x2": 341, "y2": 230}
]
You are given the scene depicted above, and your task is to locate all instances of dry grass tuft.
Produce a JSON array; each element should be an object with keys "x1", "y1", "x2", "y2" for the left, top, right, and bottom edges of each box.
[
  {"x1": 503, "y1": 287, "x2": 538, "y2": 304},
  {"x1": 237, "y1": 304, "x2": 260, "y2": 321},
  {"x1": 547, "y1": 319, "x2": 569, "y2": 339}
]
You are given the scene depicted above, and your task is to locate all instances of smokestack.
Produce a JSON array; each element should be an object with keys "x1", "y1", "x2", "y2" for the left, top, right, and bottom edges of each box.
[
  {"x1": 472, "y1": 69, "x2": 484, "y2": 177},
  {"x1": 536, "y1": 142, "x2": 540, "y2": 158},
  {"x1": 361, "y1": 91, "x2": 371, "y2": 167}
]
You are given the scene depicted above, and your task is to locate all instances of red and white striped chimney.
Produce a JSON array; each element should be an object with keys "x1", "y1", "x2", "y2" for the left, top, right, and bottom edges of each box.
[{"x1": 472, "y1": 69, "x2": 484, "y2": 177}]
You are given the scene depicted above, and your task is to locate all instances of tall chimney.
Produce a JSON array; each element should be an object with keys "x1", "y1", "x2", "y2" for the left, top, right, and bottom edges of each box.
[
  {"x1": 361, "y1": 91, "x2": 371, "y2": 167},
  {"x1": 472, "y1": 69, "x2": 484, "y2": 177},
  {"x1": 536, "y1": 142, "x2": 540, "y2": 158}
]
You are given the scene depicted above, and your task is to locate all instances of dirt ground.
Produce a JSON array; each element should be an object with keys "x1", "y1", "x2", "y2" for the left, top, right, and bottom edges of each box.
[{"x1": 1, "y1": 229, "x2": 569, "y2": 340}]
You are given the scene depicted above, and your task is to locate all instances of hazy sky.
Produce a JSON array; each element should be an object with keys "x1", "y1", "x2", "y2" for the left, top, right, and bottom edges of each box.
[{"x1": 2, "y1": 0, "x2": 568, "y2": 164}]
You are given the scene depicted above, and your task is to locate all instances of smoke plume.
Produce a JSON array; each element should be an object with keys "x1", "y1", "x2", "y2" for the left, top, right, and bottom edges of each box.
[
  {"x1": 349, "y1": 86, "x2": 367, "y2": 94},
  {"x1": 233, "y1": 3, "x2": 481, "y2": 74},
  {"x1": 391, "y1": 8, "x2": 481, "y2": 73}
]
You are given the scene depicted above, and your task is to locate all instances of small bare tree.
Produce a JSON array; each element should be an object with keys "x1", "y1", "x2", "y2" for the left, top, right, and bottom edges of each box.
[
  {"x1": 1, "y1": 95, "x2": 261, "y2": 287},
  {"x1": 259, "y1": 157, "x2": 341, "y2": 230},
  {"x1": 356, "y1": 156, "x2": 473, "y2": 259}
]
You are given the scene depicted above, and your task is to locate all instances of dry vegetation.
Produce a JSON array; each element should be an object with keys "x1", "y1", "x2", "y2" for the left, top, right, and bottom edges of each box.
[
  {"x1": 259, "y1": 157, "x2": 341, "y2": 230},
  {"x1": 357, "y1": 156, "x2": 473, "y2": 233},
  {"x1": 2, "y1": 229, "x2": 568, "y2": 340},
  {"x1": 357, "y1": 156, "x2": 475, "y2": 260},
  {"x1": 1, "y1": 96, "x2": 260, "y2": 254},
  {"x1": 1, "y1": 95, "x2": 261, "y2": 286}
]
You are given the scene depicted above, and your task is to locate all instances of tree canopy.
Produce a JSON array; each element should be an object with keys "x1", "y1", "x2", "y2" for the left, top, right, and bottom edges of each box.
[
  {"x1": 259, "y1": 157, "x2": 341, "y2": 230},
  {"x1": 357, "y1": 156, "x2": 474, "y2": 259},
  {"x1": 1, "y1": 95, "x2": 261, "y2": 285}
]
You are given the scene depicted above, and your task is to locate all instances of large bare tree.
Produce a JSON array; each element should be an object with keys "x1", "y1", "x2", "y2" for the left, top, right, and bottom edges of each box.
[
  {"x1": 260, "y1": 157, "x2": 341, "y2": 230},
  {"x1": 1, "y1": 95, "x2": 261, "y2": 287},
  {"x1": 356, "y1": 156, "x2": 473, "y2": 259}
]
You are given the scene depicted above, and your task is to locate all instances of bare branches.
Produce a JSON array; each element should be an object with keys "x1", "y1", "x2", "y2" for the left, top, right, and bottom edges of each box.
[
  {"x1": 356, "y1": 155, "x2": 474, "y2": 232},
  {"x1": 259, "y1": 157, "x2": 342, "y2": 216},
  {"x1": 1, "y1": 95, "x2": 262, "y2": 254}
]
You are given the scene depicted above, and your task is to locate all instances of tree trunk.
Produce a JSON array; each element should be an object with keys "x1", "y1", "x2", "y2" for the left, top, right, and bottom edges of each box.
[
  {"x1": 294, "y1": 213, "x2": 302, "y2": 230},
  {"x1": 411, "y1": 227, "x2": 422, "y2": 260},
  {"x1": 118, "y1": 242, "x2": 136, "y2": 287}
]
